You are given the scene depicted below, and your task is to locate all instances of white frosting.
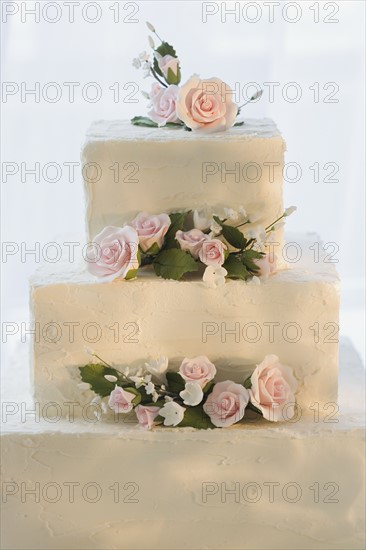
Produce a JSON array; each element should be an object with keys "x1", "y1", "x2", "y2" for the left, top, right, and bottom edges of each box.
[
  {"x1": 1, "y1": 338, "x2": 364, "y2": 549},
  {"x1": 82, "y1": 119, "x2": 285, "y2": 250},
  {"x1": 30, "y1": 234, "x2": 339, "y2": 415}
]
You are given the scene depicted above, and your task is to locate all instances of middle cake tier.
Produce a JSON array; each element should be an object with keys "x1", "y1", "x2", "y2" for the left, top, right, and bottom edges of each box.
[{"x1": 31, "y1": 235, "x2": 339, "y2": 415}]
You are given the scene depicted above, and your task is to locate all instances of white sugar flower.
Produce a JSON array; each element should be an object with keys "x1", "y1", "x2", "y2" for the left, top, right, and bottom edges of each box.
[
  {"x1": 246, "y1": 225, "x2": 266, "y2": 245},
  {"x1": 203, "y1": 266, "x2": 228, "y2": 289},
  {"x1": 132, "y1": 57, "x2": 142, "y2": 69},
  {"x1": 239, "y1": 206, "x2": 247, "y2": 218},
  {"x1": 133, "y1": 51, "x2": 151, "y2": 73},
  {"x1": 104, "y1": 374, "x2": 118, "y2": 383},
  {"x1": 139, "y1": 51, "x2": 150, "y2": 62},
  {"x1": 145, "y1": 357, "x2": 169, "y2": 385},
  {"x1": 284, "y1": 206, "x2": 297, "y2": 217},
  {"x1": 130, "y1": 376, "x2": 145, "y2": 389},
  {"x1": 77, "y1": 382, "x2": 91, "y2": 390},
  {"x1": 145, "y1": 381, "x2": 156, "y2": 395},
  {"x1": 224, "y1": 207, "x2": 239, "y2": 221},
  {"x1": 142, "y1": 61, "x2": 152, "y2": 78},
  {"x1": 179, "y1": 382, "x2": 204, "y2": 406},
  {"x1": 209, "y1": 220, "x2": 222, "y2": 236},
  {"x1": 152, "y1": 390, "x2": 159, "y2": 403},
  {"x1": 193, "y1": 208, "x2": 212, "y2": 231},
  {"x1": 148, "y1": 36, "x2": 155, "y2": 49},
  {"x1": 159, "y1": 401, "x2": 186, "y2": 426}
]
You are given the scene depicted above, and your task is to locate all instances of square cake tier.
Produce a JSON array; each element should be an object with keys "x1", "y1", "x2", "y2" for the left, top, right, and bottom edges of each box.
[
  {"x1": 1, "y1": 340, "x2": 364, "y2": 550},
  {"x1": 30, "y1": 235, "x2": 339, "y2": 415},
  {"x1": 82, "y1": 119, "x2": 285, "y2": 245}
]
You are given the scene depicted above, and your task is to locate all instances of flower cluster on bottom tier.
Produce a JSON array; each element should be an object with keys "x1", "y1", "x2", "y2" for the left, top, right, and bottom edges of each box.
[{"x1": 79, "y1": 354, "x2": 298, "y2": 429}]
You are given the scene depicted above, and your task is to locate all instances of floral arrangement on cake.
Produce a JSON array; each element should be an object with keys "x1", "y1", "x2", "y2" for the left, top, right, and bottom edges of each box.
[
  {"x1": 86, "y1": 206, "x2": 296, "y2": 286},
  {"x1": 131, "y1": 22, "x2": 261, "y2": 133},
  {"x1": 78, "y1": 353, "x2": 298, "y2": 429}
]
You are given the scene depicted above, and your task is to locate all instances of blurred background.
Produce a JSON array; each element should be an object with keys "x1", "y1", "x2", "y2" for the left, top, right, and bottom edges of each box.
[{"x1": 1, "y1": 1, "x2": 365, "y2": 361}]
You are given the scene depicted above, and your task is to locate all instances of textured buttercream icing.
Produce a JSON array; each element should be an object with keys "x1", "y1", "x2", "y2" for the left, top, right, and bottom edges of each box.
[
  {"x1": 82, "y1": 119, "x2": 286, "y2": 248},
  {"x1": 30, "y1": 234, "x2": 339, "y2": 415},
  {"x1": 1, "y1": 339, "x2": 364, "y2": 549}
]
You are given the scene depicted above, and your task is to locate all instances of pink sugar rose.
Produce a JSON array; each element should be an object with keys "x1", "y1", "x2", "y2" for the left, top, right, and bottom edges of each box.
[
  {"x1": 135, "y1": 405, "x2": 160, "y2": 430},
  {"x1": 130, "y1": 211, "x2": 171, "y2": 253},
  {"x1": 108, "y1": 386, "x2": 135, "y2": 414},
  {"x1": 179, "y1": 356, "x2": 217, "y2": 389},
  {"x1": 203, "y1": 381, "x2": 250, "y2": 428},
  {"x1": 176, "y1": 75, "x2": 238, "y2": 133},
  {"x1": 199, "y1": 238, "x2": 226, "y2": 266},
  {"x1": 253, "y1": 253, "x2": 278, "y2": 279},
  {"x1": 86, "y1": 226, "x2": 139, "y2": 281},
  {"x1": 148, "y1": 83, "x2": 180, "y2": 126},
  {"x1": 156, "y1": 53, "x2": 180, "y2": 80},
  {"x1": 249, "y1": 355, "x2": 298, "y2": 422},
  {"x1": 176, "y1": 228, "x2": 208, "y2": 258}
]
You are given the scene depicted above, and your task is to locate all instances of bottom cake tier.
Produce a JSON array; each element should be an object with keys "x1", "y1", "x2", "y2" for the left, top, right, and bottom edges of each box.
[{"x1": 1, "y1": 338, "x2": 364, "y2": 550}]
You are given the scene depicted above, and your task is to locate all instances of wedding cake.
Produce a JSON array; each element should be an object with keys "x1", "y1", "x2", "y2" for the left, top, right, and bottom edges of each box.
[{"x1": 1, "y1": 23, "x2": 364, "y2": 550}]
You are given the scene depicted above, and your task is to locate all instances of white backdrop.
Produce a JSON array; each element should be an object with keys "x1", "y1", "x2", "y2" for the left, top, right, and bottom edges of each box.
[{"x1": 1, "y1": 0, "x2": 365, "y2": 359}]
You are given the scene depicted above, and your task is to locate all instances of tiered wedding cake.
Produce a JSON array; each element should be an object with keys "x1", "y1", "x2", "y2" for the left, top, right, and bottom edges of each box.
[{"x1": 1, "y1": 24, "x2": 364, "y2": 550}]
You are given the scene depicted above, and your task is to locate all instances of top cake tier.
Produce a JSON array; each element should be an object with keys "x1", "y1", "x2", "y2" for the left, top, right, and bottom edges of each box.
[{"x1": 82, "y1": 118, "x2": 286, "y2": 241}]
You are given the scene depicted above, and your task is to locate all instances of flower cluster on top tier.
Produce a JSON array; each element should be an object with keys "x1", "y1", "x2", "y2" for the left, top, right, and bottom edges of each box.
[
  {"x1": 86, "y1": 206, "x2": 296, "y2": 287},
  {"x1": 131, "y1": 22, "x2": 262, "y2": 133},
  {"x1": 78, "y1": 353, "x2": 298, "y2": 429}
]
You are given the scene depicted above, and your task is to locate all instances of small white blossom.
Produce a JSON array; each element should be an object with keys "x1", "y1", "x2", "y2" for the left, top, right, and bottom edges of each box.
[
  {"x1": 193, "y1": 208, "x2": 212, "y2": 231},
  {"x1": 77, "y1": 382, "x2": 91, "y2": 390},
  {"x1": 180, "y1": 382, "x2": 204, "y2": 406},
  {"x1": 130, "y1": 376, "x2": 145, "y2": 389},
  {"x1": 152, "y1": 391, "x2": 159, "y2": 403},
  {"x1": 148, "y1": 36, "x2": 155, "y2": 49},
  {"x1": 203, "y1": 266, "x2": 228, "y2": 289},
  {"x1": 159, "y1": 401, "x2": 186, "y2": 427},
  {"x1": 142, "y1": 61, "x2": 152, "y2": 78},
  {"x1": 132, "y1": 57, "x2": 142, "y2": 69},
  {"x1": 145, "y1": 381, "x2": 156, "y2": 395},
  {"x1": 224, "y1": 208, "x2": 239, "y2": 221},
  {"x1": 104, "y1": 374, "x2": 118, "y2": 383},
  {"x1": 246, "y1": 226, "x2": 267, "y2": 245},
  {"x1": 239, "y1": 206, "x2": 248, "y2": 219},
  {"x1": 209, "y1": 221, "x2": 222, "y2": 236},
  {"x1": 164, "y1": 395, "x2": 173, "y2": 402},
  {"x1": 145, "y1": 357, "x2": 169, "y2": 385},
  {"x1": 284, "y1": 206, "x2": 297, "y2": 217},
  {"x1": 133, "y1": 51, "x2": 150, "y2": 70}
]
